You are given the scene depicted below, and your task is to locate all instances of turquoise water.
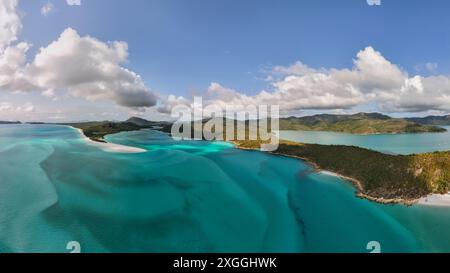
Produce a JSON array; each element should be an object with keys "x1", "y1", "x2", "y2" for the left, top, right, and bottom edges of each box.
[
  {"x1": 0, "y1": 124, "x2": 450, "y2": 253},
  {"x1": 280, "y1": 126, "x2": 450, "y2": 155}
]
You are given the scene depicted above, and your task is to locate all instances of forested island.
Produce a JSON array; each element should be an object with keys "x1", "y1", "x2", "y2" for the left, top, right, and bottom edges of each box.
[
  {"x1": 280, "y1": 113, "x2": 446, "y2": 134},
  {"x1": 66, "y1": 117, "x2": 170, "y2": 142},
  {"x1": 0, "y1": 121, "x2": 21, "y2": 124},
  {"x1": 234, "y1": 140, "x2": 450, "y2": 205}
]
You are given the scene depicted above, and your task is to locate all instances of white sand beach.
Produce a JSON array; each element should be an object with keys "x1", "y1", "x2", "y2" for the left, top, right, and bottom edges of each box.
[
  {"x1": 320, "y1": 171, "x2": 341, "y2": 178},
  {"x1": 418, "y1": 194, "x2": 450, "y2": 207},
  {"x1": 72, "y1": 127, "x2": 146, "y2": 153}
]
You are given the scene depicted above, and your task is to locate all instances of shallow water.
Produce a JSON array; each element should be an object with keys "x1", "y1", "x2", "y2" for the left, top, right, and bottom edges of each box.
[
  {"x1": 280, "y1": 126, "x2": 450, "y2": 155},
  {"x1": 0, "y1": 124, "x2": 450, "y2": 253}
]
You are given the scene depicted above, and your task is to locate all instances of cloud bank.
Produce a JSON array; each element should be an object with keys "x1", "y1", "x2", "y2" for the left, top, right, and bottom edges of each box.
[
  {"x1": 0, "y1": 0, "x2": 157, "y2": 110},
  {"x1": 159, "y1": 47, "x2": 450, "y2": 114}
]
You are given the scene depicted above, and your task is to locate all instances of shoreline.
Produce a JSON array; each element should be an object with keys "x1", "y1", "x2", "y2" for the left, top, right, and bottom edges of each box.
[
  {"x1": 417, "y1": 193, "x2": 450, "y2": 207},
  {"x1": 70, "y1": 126, "x2": 147, "y2": 154},
  {"x1": 234, "y1": 143, "x2": 421, "y2": 206}
]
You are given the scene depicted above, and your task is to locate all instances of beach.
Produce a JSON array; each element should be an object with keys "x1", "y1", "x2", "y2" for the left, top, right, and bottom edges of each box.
[
  {"x1": 72, "y1": 127, "x2": 147, "y2": 153},
  {"x1": 418, "y1": 194, "x2": 450, "y2": 207}
]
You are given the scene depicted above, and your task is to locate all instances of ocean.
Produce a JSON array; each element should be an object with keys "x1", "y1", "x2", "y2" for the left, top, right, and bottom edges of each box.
[{"x1": 0, "y1": 124, "x2": 449, "y2": 253}]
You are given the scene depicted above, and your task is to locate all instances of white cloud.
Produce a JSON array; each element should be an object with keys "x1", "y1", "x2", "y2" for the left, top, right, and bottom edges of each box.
[
  {"x1": 415, "y1": 62, "x2": 438, "y2": 73},
  {"x1": 41, "y1": 2, "x2": 54, "y2": 16},
  {"x1": 425, "y1": 62, "x2": 438, "y2": 72},
  {"x1": 0, "y1": 101, "x2": 34, "y2": 113},
  {"x1": 0, "y1": 42, "x2": 31, "y2": 89},
  {"x1": 0, "y1": 102, "x2": 13, "y2": 111},
  {"x1": 0, "y1": 0, "x2": 21, "y2": 52},
  {"x1": 157, "y1": 95, "x2": 191, "y2": 114},
  {"x1": 271, "y1": 61, "x2": 316, "y2": 77},
  {"x1": 159, "y1": 47, "x2": 450, "y2": 114},
  {"x1": 17, "y1": 102, "x2": 35, "y2": 112},
  {"x1": 66, "y1": 0, "x2": 81, "y2": 6},
  {"x1": 24, "y1": 28, "x2": 157, "y2": 108},
  {"x1": 0, "y1": 2, "x2": 157, "y2": 110}
]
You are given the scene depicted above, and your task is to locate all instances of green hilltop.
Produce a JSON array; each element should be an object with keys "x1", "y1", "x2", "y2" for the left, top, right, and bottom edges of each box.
[
  {"x1": 280, "y1": 113, "x2": 446, "y2": 134},
  {"x1": 406, "y1": 115, "x2": 450, "y2": 126}
]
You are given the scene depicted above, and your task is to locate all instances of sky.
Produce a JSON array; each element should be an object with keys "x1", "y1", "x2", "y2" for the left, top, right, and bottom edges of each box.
[{"x1": 1, "y1": 0, "x2": 450, "y2": 121}]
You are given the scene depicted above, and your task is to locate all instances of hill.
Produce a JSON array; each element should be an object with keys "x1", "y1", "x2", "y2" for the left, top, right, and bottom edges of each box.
[
  {"x1": 406, "y1": 115, "x2": 450, "y2": 126},
  {"x1": 234, "y1": 140, "x2": 450, "y2": 204},
  {"x1": 280, "y1": 113, "x2": 446, "y2": 134},
  {"x1": 126, "y1": 116, "x2": 158, "y2": 127},
  {"x1": 67, "y1": 117, "x2": 169, "y2": 142}
]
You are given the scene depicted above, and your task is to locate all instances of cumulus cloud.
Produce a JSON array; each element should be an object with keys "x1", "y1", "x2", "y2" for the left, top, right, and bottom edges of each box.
[
  {"x1": 25, "y1": 28, "x2": 157, "y2": 108},
  {"x1": 157, "y1": 95, "x2": 191, "y2": 114},
  {"x1": 0, "y1": 42, "x2": 33, "y2": 91},
  {"x1": 41, "y1": 2, "x2": 54, "y2": 16},
  {"x1": 66, "y1": 0, "x2": 81, "y2": 6},
  {"x1": 0, "y1": 0, "x2": 158, "y2": 110},
  {"x1": 0, "y1": 0, "x2": 21, "y2": 52},
  {"x1": 0, "y1": 2, "x2": 157, "y2": 109},
  {"x1": 158, "y1": 47, "x2": 450, "y2": 115}
]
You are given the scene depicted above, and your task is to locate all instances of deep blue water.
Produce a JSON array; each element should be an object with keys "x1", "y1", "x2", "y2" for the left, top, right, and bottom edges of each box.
[{"x1": 0, "y1": 124, "x2": 449, "y2": 253}]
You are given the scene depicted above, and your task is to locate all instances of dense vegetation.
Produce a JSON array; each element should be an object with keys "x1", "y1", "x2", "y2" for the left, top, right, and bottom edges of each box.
[
  {"x1": 68, "y1": 122, "x2": 144, "y2": 142},
  {"x1": 280, "y1": 113, "x2": 446, "y2": 134},
  {"x1": 235, "y1": 140, "x2": 450, "y2": 203},
  {"x1": 67, "y1": 117, "x2": 169, "y2": 142}
]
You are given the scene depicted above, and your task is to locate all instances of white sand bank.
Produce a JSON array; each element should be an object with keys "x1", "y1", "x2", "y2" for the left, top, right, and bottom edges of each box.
[
  {"x1": 418, "y1": 194, "x2": 450, "y2": 207},
  {"x1": 72, "y1": 127, "x2": 146, "y2": 153},
  {"x1": 320, "y1": 171, "x2": 341, "y2": 178}
]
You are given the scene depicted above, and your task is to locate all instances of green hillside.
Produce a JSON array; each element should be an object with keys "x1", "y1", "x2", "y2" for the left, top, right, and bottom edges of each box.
[
  {"x1": 280, "y1": 113, "x2": 446, "y2": 134},
  {"x1": 235, "y1": 140, "x2": 450, "y2": 204}
]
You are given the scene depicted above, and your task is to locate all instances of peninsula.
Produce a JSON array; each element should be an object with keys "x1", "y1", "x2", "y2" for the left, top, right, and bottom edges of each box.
[
  {"x1": 234, "y1": 140, "x2": 450, "y2": 205},
  {"x1": 66, "y1": 117, "x2": 170, "y2": 142}
]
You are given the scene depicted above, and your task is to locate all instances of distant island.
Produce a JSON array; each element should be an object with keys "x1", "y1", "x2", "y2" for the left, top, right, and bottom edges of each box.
[
  {"x1": 406, "y1": 115, "x2": 450, "y2": 126},
  {"x1": 0, "y1": 121, "x2": 21, "y2": 124},
  {"x1": 280, "y1": 113, "x2": 446, "y2": 134}
]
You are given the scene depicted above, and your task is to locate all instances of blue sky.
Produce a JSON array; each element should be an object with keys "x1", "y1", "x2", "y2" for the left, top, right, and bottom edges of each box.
[
  {"x1": 2, "y1": 0, "x2": 450, "y2": 121},
  {"x1": 19, "y1": 0, "x2": 450, "y2": 95}
]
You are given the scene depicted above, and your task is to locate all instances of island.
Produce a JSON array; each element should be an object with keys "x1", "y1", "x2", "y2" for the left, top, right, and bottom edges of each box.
[
  {"x1": 234, "y1": 140, "x2": 450, "y2": 205},
  {"x1": 406, "y1": 115, "x2": 450, "y2": 126},
  {"x1": 280, "y1": 113, "x2": 446, "y2": 134},
  {"x1": 0, "y1": 121, "x2": 21, "y2": 124},
  {"x1": 65, "y1": 117, "x2": 170, "y2": 142}
]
